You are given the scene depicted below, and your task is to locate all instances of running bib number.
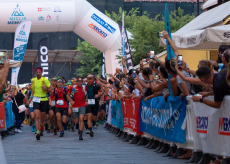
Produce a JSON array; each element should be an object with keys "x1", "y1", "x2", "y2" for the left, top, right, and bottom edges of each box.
[
  {"x1": 88, "y1": 99, "x2": 95, "y2": 105},
  {"x1": 72, "y1": 108, "x2": 79, "y2": 112},
  {"x1": 33, "y1": 97, "x2": 41, "y2": 103},
  {"x1": 57, "y1": 100, "x2": 64, "y2": 106},
  {"x1": 52, "y1": 101, "x2": 56, "y2": 106}
]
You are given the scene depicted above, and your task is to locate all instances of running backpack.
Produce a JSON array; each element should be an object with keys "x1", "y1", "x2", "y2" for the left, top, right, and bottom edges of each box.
[
  {"x1": 70, "y1": 85, "x2": 87, "y2": 101},
  {"x1": 54, "y1": 87, "x2": 67, "y2": 102}
]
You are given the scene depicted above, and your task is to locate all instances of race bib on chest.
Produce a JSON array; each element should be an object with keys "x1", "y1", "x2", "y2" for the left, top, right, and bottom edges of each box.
[
  {"x1": 56, "y1": 100, "x2": 64, "y2": 106},
  {"x1": 88, "y1": 99, "x2": 95, "y2": 105},
  {"x1": 33, "y1": 97, "x2": 41, "y2": 103},
  {"x1": 52, "y1": 101, "x2": 56, "y2": 106},
  {"x1": 72, "y1": 108, "x2": 79, "y2": 112}
]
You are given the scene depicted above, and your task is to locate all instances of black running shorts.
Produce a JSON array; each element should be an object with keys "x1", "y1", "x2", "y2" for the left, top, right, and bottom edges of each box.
[
  {"x1": 33, "y1": 101, "x2": 48, "y2": 113},
  {"x1": 86, "y1": 104, "x2": 99, "y2": 116},
  {"x1": 55, "y1": 107, "x2": 68, "y2": 116}
]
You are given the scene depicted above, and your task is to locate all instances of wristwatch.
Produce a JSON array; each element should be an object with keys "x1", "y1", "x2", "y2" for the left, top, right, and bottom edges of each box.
[
  {"x1": 200, "y1": 97, "x2": 203, "y2": 103},
  {"x1": 149, "y1": 80, "x2": 153, "y2": 83}
]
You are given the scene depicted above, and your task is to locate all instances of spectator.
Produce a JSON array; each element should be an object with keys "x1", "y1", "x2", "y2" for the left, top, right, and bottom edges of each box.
[
  {"x1": 219, "y1": 49, "x2": 230, "y2": 74},
  {"x1": 192, "y1": 66, "x2": 230, "y2": 108},
  {"x1": 217, "y1": 45, "x2": 230, "y2": 70}
]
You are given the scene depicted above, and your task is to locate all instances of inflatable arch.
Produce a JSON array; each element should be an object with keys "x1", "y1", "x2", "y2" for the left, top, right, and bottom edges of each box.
[{"x1": 0, "y1": 0, "x2": 132, "y2": 74}]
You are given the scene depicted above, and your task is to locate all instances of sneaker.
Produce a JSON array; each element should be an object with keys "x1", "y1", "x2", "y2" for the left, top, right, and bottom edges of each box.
[
  {"x1": 36, "y1": 133, "x2": 40, "y2": 140},
  {"x1": 59, "y1": 131, "x2": 64, "y2": 137},
  {"x1": 96, "y1": 122, "x2": 99, "y2": 126},
  {"x1": 94, "y1": 125, "x2": 97, "y2": 129},
  {"x1": 70, "y1": 125, "x2": 75, "y2": 132},
  {"x1": 47, "y1": 128, "x2": 50, "y2": 133},
  {"x1": 67, "y1": 124, "x2": 71, "y2": 131},
  {"x1": 45, "y1": 123, "x2": 48, "y2": 131},
  {"x1": 40, "y1": 132, "x2": 43, "y2": 136},
  {"x1": 54, "y1": 128, "x2": 57, "y2": 135},
  {"x1": 89, "y1": 131, "x2": 94, "y2": 137},
  {"x1": 15, "y1": 128, "x2": 22, "y2": 133},
  {"x1": 86, "y1": 129, "x2": 90, "y2": 134},
  {"x1": 31, "y1": 126, "x2": 35, "y2": 132},
  {"x1": 79, "y1": 135, "x2": 83, "y2": 140},
  {"x1": 29, "y1": 121, "x2": 33, "y2": 126}
]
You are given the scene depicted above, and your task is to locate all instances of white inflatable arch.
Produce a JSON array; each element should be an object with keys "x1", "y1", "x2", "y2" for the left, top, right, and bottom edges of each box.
[{"x1": 0, "y1": 0, "x2": 132, "y2": 74}]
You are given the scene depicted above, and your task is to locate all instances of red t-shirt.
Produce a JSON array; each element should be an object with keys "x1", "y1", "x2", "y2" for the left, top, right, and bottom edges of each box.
[
  {"x1": 50, "y1": 87, "x2": 68, "y2": 108},
  {"x1": 69, "y1": 86, "x2": 87, "y2": 108}
]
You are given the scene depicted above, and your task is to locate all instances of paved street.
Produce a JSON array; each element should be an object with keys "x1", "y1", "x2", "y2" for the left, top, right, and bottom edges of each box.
[{"x1": 2, "y1": 125, "x2": 188, "y2": 164}]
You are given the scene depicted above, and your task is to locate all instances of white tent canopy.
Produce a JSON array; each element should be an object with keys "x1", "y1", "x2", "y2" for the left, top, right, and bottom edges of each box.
[
  {"x1": 201, "y1": 0, "x2": 218, "y2": 10},
  {"x1": 160, "y1": 1, "x2": 230, "y2": 50}
]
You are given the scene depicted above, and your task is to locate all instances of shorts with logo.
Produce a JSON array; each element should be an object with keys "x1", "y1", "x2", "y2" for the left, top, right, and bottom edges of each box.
[
  {"x1": 72, "y1": 106, "x2": 86, "y2": 119},
  {"x1": 55, "y1": 107, "x2": 68, "y2": 116},
  {"x1": 86, "y1": 104, "x2": 99, "y2": 116},
  {"x1": 33, "y1": 101, "x2": 48, "y2": 113},
  {"x1": 49, "y1": 106, "x2": 56, "y2": 114}
]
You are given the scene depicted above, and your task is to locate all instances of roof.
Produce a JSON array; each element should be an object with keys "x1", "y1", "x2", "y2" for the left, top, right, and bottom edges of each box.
[
  {"x1": 175, "y1": 1, "x2": 230, "y2": 34},
  {"x1": 7, "y1": 50, "x2": 83, "y2": 63},
  {"x1": 201, "y1": 0, "x2": 218, "y2": 9},
  {"x1": 133, "y1": 50, "x2": 167, "y2": 69}
]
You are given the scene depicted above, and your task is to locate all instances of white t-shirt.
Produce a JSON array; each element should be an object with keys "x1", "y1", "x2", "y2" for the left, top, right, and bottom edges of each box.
[{"x1": 132, "y1": 89, "x2": 139, "y2": 96}]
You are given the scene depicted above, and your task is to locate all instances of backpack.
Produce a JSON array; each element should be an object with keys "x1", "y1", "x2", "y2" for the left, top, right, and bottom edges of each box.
[
  {"x1": 71, "y1": 85, "x2": 87, "y2": 101},
  {"x1": 54, "y1": 87, "x2": 67, "y2": 102}
]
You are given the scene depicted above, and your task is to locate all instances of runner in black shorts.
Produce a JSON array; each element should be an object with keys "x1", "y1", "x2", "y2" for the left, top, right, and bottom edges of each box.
[
  {"x1": 49, "y1": 79, "x2": 68, "y2": 137},
  {"x1": 86, "y1": 74, "x2": 103, "y2": 137},
  {"x1": 31, "y1": 67, "x2": 53, "y2": 140}
]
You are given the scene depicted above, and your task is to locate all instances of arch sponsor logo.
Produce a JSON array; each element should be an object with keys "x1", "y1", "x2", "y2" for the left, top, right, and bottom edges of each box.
[
  {"x1": 218, "y1": 117, "x2": 230, "y2": 136},
  {"x1": 196, "y1": 116, "x2": 209, "y2": 134},
  {"x1": 91, "y1": 13, "x2": 116, "y2": 34},
  {"x1": 88, "y1": 23, "x2": 108, "y2": 38},
  {"x1": 8, "y1": 4, "x2": 26, "y2": 25}
]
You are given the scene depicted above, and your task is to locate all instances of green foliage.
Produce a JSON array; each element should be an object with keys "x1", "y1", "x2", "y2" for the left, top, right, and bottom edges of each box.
[{"x1": 75, "y1": 39, "x2": 102, "y2": 77}]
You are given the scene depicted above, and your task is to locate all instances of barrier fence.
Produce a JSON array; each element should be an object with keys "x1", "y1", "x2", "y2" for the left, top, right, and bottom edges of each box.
[
  {"x1": 107, "y1": 96, "x2": 230, "y2": 159},
  {"x1": 0, "y1": 102, "x2": 15, "y2": 132}
]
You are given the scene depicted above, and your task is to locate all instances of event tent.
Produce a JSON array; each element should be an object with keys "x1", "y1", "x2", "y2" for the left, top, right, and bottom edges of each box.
[{"x1": 160, "y1": 1, "x2": 230, "y2": 50}]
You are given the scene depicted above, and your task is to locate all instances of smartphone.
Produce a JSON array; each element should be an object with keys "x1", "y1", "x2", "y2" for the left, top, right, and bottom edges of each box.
[
  {"x1": 157, "y1": 31, "x2": 163, "y2": 37},
  {"x1": 132, "y1": 70, "x2": 136, "y2": 78},
  {"x1": 0, "y1": 50, "x2": 7, "y2": 65},
  {"x1": 178, "y1": 55, "x2": 183, "y2": 66},
  {"x1": 150, "y1": 51, "x2": 155, "y2": 59}
]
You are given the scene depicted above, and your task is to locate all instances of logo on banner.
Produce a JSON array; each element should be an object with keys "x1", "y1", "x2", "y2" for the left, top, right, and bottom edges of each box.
[
  {"x1": 196, "y1": 116, "x2": 209, "y2": 134},
  {"x1": 39, "y1": 45, "x2": 49, "y2": 78},
  {"x1": 54, "y1": 6, "x2": 61, "y2": 12},
  {"x1": 46, "y1": 15, "x2": 51, "y2": 22},
  {"x1": 38, "y1": 7, "x2": 51, "y2": 12},
  {"x1": 218, "y1": 117, "x2": 230, "y2": 136},
  {"x1": 8, "y1": 4, "x2": 26, "y2": 25},
  {"x1": 224, "y1": 32, "x2": 230, "y2": 38},
  {"x1": 38, "y1": 16, "x2": 45, "y2": 21},
  {"x1": 88, "y1": 23, "x2": 108, "y2": 38},
  {"x1": 16, "y1": 24, "x2": 28, "y2": 42},
  {"x1": 91, "y1": 13, "x2": 116, "y2": 34}
]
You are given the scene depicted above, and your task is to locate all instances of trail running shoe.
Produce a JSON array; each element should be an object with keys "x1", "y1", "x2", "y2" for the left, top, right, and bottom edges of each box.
[
  {"x1": 59, "y1": 131, "x2": 64, "y2": 137},
  {"x1": 86, "y1": 129, "x2": 90, "y2": 134},
  {"x1": 90, "y1": 131, "x2": 94, "y2": 137},
  {"x1": 96, "y1": 122, "x2": 99, "y2": 126},
  {"x1": 47, "y1": 128, "x2": 50, "y2": 133},
  {"x1": 31, "y1": 126, "x2": 35, "y2": 132},
  {"x1": 98, "y1": 120, "x2": 102, "y2": 124},
  {"x1": 29, "y1": 121, "x2": 33, "y2": 126},
  {"x1": 40, "y1": 132, "x2": 43, "y2": 136},
  {"x1": 36, "y1": 133, "x2": 40, "y2": 140},
  {"x1": 71, "y1": 125, "x2": 75, "y2": 132},
  {"x1": 67, "y1": 124, "x2": 71, "y2": 131},
  {"x1": 45, "y1": 123, "x2": 48, "y2": 131}
]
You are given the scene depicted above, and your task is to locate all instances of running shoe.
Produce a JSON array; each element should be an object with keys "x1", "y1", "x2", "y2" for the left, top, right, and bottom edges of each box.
[
  {"x1": 45, "y1": 123, "x2": 48, "y2": 131},
  {"x1": 67, "y1": 124, "x2": 71, "y2": 131},
  {"x1": 40, "y1": 132, "x2": 43, "y2": 136},
  {"x1": 59, "y1": 131, "x2": 64, "y2": 137},
  {"x1": 94, "y1": 125, "x2": 97, "y2": 129},
  {"x1": 47, "y1": 128, "x2": 50, "y2": 133},
  {"x1": 36, "y1": 133, "x2": 40, "y2": 140},
  {"x1": 64, "y1": 124, "x2": 68, "y2": 130},
  {"x1": 29, "y1": 121, "x2": 33, "y2": 126},
  {"x1": 79, "y1": 135, "x2": 83, "y2": 140},
  {"x1": 54, "y1": 128, "x2": 57, "y2": 135},
  {"x1": 32, "y1": 126, "x2": 35, "y2": 132},
  {"x1": 70, "y1": 125, "x2": 75, "y2": 132},
  {"x1": 98, "y1": 120, "x2": 102, "y2": 124},
  {"x1": 89, "y1": 131, "x2": 94, "y2": 137},
  {"x1": 86, "y1": 129, "x2": 90, "y2": 134},
  {"x1": 96, "y1": 122, "x2": 99, "y2": 126},
  {"x1": 15, "y1": 128, "x2": 22, "y2": 133}
]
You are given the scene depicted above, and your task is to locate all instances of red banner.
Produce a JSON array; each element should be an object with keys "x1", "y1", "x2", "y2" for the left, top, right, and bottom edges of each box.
[
  {"x1": 0, "y1": 102, "x2": 5, "y2": 130},
  {"x1": 121, "y1": 99, "x2": 142, "y2": 135}
]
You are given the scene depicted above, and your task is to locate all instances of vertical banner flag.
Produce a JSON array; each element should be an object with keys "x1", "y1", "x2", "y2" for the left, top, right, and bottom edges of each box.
[
  {"x1": 101, "y1": 52, "x2": 105, "y2": 79},
  {"x1": 118, "y1": 14, "x2": 134, "y2": 70},
  {"x1": 38, "y1": 38, "x2": 49, "y2": 79},
  {"x1": 11, "y1": 20, "x2": 32, "y2": 85}
]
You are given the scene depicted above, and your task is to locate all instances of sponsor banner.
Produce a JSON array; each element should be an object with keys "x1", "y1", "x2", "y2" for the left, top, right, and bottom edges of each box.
[
  {"x1": 0, "y1": 103, "x2": 6, "y2": 130},
  {"x1": 192, "y1": 96, "x2": 230, "y2": 156},
  {"x1": 111, "y1": 100, "x2": 124, "y2": 130},
  {"x1": 139, "y1": 96, "x2": 186, "y2": 143},
  {"x1": 0, "y1": 2, "x2": 75, "y2": 26},
  {"x1": 38, "y1": 38, "x2": 49, "y2": 79},
  {"x1": 122, "y1": 99, "x2": 142, "y2": 135},
  {"x1": 11, "y1": 20, "x2": 32, "y2": 86},
  {"x1": 5, "y1": 102, "x2": 14, "y2": 129}
]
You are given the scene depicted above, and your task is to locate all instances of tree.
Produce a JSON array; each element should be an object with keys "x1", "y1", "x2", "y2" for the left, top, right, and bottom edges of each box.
[{"x1": 75, "y1": 39, "x2": 102, "y2": 77}]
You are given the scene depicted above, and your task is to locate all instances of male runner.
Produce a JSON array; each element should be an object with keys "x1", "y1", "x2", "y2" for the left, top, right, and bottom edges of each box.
[
  {"x1": 48, "y1": 78, "x2": 57, "y2": 135},
  {"x1": 67, "y1": 76, "x2": 88, "y2": 140},
  {"x1": 49, "y1": 79, "x2": 68, "y2": 137},
  {"x1": 32, "y1": 67, "x2": 53, "y2": 140},
  {"x1": 85, "y1": 74, "x2": 103, "y2": 137}
]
